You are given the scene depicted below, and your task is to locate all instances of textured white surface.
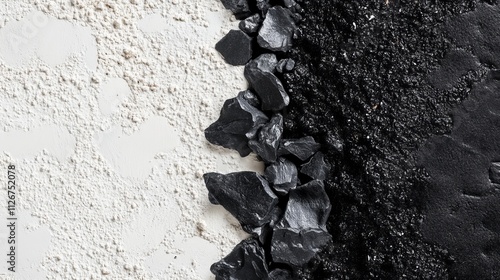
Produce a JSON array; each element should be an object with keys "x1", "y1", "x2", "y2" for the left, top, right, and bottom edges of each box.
[{"x1": 0, "y1": 1, "x2": 262, "y2": 279}]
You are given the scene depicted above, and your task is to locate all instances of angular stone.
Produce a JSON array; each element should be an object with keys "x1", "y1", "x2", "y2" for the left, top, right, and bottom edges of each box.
[
  {"x1": 249, "y1": 114, "x2": 283, "y2": 163},
  {"x1": 300, "y1": 152, "x2": 331, "y2": 181},
  {"x1": 276, "y1": 58, "x2": 296, "y2": 73},
  {"x1": 244, "y1": 54, "x2": 289, "y2": 111},
  {"x1": 203, "y1": 172, "x2": 279, "y2": 230},
  {"x1": 257, "y1": 6, "x2": 297, "y2": 52},
  {"x1": 265, "y1": 157, "x2": 298, "y2": 194},
  {"x1": 280, "y1": 180, "x2": 331, "y2": 230},
  {"x1": 219, "y1": 0, "x2": 252, "y2": 19},
  {"x1": 238, "y1": 89, "x2": 260, "y2": 108},
  {"x1": 239, "y1": 13, "x2": 262, "y2": 34},
  {"x1": 211, "y1": 238, "x2": 269, "y2": 280},
  {"x1": 205, "y1": 130, "x2": 251, "y2": 156},
  {"x1": 215, "y1": 29, "x2": 253, "y2": 66},
  {"x1": 278, "y1": 136, "x2": 321, "y2": 161},
  {"x1": 205, "y1": 93, "x2": 269, "y2": 156},
  {"x1": 271, "y1": 227, "x2": 331, "y2": 267},
  {"x1": 285, "y1": 58, "x2": 295, "y2": 71},
  {"x1": 490, "y1": 162, "x2": 500, "y2": 184},
  {"x1": 270, "y1": 181, "x2": 332, "y2": 266}
]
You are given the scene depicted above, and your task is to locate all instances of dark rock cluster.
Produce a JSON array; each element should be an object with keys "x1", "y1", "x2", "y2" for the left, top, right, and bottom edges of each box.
[{"x1": 204, "y1": 1, "x2": 332, "y2": 279}]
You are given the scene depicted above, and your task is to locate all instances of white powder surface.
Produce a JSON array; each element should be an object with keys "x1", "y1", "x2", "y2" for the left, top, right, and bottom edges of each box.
[{"x1": 0, "y1": 1, "x2": 263, "y2": 279}]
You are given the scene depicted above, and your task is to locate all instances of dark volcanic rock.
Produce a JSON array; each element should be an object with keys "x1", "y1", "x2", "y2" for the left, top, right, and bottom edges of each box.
[
  {"x1": 238, "y1": 89, "x2": 260, "y2": 108},
  {"x1": 249, "y1": 114, "x2": 284, "y2": 163},
  {"x1": 205, "y1": 92, "x2": 268, "y2": 156},
  {"x1": 211, "y1": 238, "x2": 269, "y2": 280},
  {"x1": 271, "y1": 180, "x2": 332, "y2": 266},
  {"x1": 271, "y1": 227, "x2": 331, "y2": 267},
  {"x1": 278, "y1": 136, "x2": 320, "y2": 161},
  {"x1": 265, "y1": 157, "x2": 298, "y2": 194},
  {"x1": 203, "y1": 172, "x2": 278, "y2": 231},
  {"x1": 239, "y1": 13, "x2": 262, "y2": 34},
  {"x1": 219, "y1": 0, "x2": 251, "y2": 19},
  {"x1": 215, "y1": 30, "x2": 253, "y2": 66},
  {"x1": 257, "y1": 6, "x2": 297, "y2": 52},
  {"x1": 300, "y1": 152, "x2": 331, "y2": 181},
  {"x1": 244, "y1": 54, "x2": 289, "y2": 111},
  {"x1": 276, "y1": 58, "x2": 295, "y2": 73},
  {"x1": 279, "y1": 180, "x2": 331, "y2": 230}
]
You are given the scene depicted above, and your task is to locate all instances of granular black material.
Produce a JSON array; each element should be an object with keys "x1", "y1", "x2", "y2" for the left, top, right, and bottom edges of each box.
[{"x1": 281, "y1": 1, "x2": 499, "y2": 279}]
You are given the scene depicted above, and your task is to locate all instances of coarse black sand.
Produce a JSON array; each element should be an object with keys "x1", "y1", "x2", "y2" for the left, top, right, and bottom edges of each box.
[{"x1": 282, "y1": 0, "x2": 500, "y2": 279}]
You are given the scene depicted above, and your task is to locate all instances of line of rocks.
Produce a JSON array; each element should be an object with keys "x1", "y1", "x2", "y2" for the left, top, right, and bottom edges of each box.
[{"x1": 203, "y1": 1, "x2": 332, "y2": 279}]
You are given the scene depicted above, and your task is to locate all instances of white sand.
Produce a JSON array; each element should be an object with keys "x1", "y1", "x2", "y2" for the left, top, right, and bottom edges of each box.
[{"x1": 0, "y1": 1, "x2": 262, "y2": 279}]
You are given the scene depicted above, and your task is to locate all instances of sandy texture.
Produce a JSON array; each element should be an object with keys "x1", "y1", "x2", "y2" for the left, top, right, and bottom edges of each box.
[{"x1": 0, "y1": 1, "x2": 260, "y2": 279}]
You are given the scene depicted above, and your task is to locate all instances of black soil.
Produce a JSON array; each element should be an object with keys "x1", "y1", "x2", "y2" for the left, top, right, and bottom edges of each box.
[{"x1": 281, "y1": 0, "x2": 500, "y2": 279}]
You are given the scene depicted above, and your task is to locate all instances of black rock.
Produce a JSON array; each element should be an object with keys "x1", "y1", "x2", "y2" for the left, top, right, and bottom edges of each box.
[
  {"x1": 276, "y1": 59, "x2": 286, "y2": 73},
  {"x1": 203, "y1": 172, "x2": 279, "y2": 230},
  {"x1": 275, "y1": 58, "x2": 293, "y2": 73},
  {"x1": 300, "y1": 152, "x2": 331, "y2": 181},
  {"x1": 219, "y1": 0, "x2": 252, "y2": 19},
  {"x1": 205, "y1": 130, "x2": 252, "y2": 156},
  {"x1": 249, "y1": 114, "x2": 284, "y2": 163},
  {"x1": 211, "y1": 238, "x2": 269, "y2": 280},
  {"x1": 239, "y1": 13, "x2": 262, "y2": 34},
  {"x1": 268, "y1": 269, "x2": 293, "y2": 280},
  {"x1": 270, "y1": 180, "x2": 332, "y2": 266},
  {"x1": 248, "y1": 53, "x2": 278, "y2": 72},
  {"x1": 278, "y1": 136, "x2": 321, "y2": 161},
  {"x1": 257, "y1": 6, "x2": 297, "y2": 52},
  {"x1": 489, "y1": 162, "x2": 500, "y2": 185},
  {"x1": 285, "y1": 58, "x2": 295, "y2": 71},
  {"x1": 271, "y1": 227, "x2": 331, "y2": 267},
  {"x1": 280, "y1": 180, "x2": 331, "y2": 230},
  {"x1": 205, "y1": 93, "x2": 269, "y2": 156},
  {"x1": 215, "y1": 30, "x2": 253, "y2": 66},
  {"x1": 238, "y1": 89, "x2": 260, "y2": 108},
  {"x1": 265, "y1": 157, "x2": 298, "y2": 194},
  {"x1": 244, "y1": 54, "x2": 289, "y2": 110}
]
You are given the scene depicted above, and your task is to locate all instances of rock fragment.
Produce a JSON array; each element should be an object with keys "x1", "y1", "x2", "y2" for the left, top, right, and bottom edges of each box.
[
  {"x1": 276, "y1": 58, "x2": 295, "y2": 73},
  {"x1": 249, "y1": 114, "x2": 284, "y2": 163},
  {"x1": 271, "y1": 180, "x2": 332, "y2": 266},
  {"x1": 278, "y1": 136, "x2": 321, "y2": 161},
  {"x1": 215, "y1": 30, "x2": 253, "y2": 66},
  {"x1": 205, "y1": 93, "x2": 268, "y2": 156},
  {"x1": 239, "y1": 14, "x2": 262, "y2": 34},
  {"x1": 203, "y1": 172, "x2": 278, "y2": 230},
  {"x1": 265, "y1": 157, "x2": 298, "y2": 194},
  {"x1": 211, "y1": 238, "x2": 269, "y2": 280},
  {"x1": 300, "y1": 152, "x2": 331, "y2": 181},
  {"x1": 238, "y1": 89, "x2": 260, "y2": 108},
  {"x1": 271, "y1": 227, "x2": 331, "y2": 267},
  {"x1": 280, "y1": 180, "x2": 331, "y2": 229},
  {"x1": 244, "y1": 54, "x2": 289, "y2": 110},
  {"x1": 219, "y1": 0, "x2": 252, "y2": 19},
  {"x1": 257, "y1": 6, "x2": 297, "y2": 52}
]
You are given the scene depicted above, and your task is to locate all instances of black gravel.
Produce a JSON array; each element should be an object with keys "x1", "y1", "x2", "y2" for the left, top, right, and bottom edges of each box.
[{"x1": 281, "y1": 0, "x2": 499, "y2": 279}]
